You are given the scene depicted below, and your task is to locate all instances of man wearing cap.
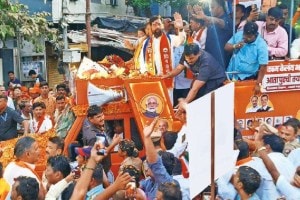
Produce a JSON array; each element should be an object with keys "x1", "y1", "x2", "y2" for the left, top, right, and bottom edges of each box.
[
  {"x1": 225, "y1": 21, "x2": 268, "y2": 94},
  {"x1": 256, "y1": 7, "x2": 288, "y2": 59}
]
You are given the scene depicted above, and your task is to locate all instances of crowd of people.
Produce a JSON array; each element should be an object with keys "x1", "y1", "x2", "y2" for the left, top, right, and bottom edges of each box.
[{"x1": 0, "y1": 0, "x2": 300, "y2": 199}]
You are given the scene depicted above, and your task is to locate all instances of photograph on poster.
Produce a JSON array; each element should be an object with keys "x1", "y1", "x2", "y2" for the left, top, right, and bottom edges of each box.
[
  {"x1": 20, "y1": 61, "x2": 44, "y2": 80},
  {"x1": 237, "y1": 119, "x2": 245, "y2": 130},
  {"x1": 246, "y1": 119, "x2": 254, "y2": 130},
  {"x1": 245, "y1": 94, "x2": 274, "y2": 113},
  {"x1": 140, "y1": 94, "x2": 164, "y2": 118},
  {"x1": 284, "y1": 116, "x2": 293, "y2": 122},
  {"x1": 257, "y1": 118, "x2": 263, "y2": 124},
  {"x1": 265, "y1": 117, "x2": 273, "y2": 126},
  {"x1": 274, "y1": 116, "x2": 283, "y2": 127}
]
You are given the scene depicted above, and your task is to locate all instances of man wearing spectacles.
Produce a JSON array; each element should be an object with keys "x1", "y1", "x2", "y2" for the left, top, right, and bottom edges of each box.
[{"x1": 143, "y1": 96, "x2": 160, "y2": 118}]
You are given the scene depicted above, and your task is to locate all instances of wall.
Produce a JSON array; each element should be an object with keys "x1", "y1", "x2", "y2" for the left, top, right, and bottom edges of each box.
[{"x1": 52, "y1": 0, "x2": 133, "y2": 24}]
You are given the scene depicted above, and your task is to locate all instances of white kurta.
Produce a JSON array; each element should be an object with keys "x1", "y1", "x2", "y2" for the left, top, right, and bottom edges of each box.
[
  {"x1": 3, "y1": 162, "x2": 40, "y2": 200},
  {"x1": 29, "y1": 115, "x2": 53, "y2": 133}
]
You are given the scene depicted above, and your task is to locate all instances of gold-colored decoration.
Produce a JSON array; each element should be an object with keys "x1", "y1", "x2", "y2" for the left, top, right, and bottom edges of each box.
[
  {"x1": 72, "y1": 104, "x2": 89, "y2": 117},
  {"x1": 0, "y1": 129, "x2": 56, "y2": 168}
]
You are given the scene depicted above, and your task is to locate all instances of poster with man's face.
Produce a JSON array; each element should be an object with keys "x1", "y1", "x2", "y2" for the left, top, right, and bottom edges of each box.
[{"x1": 140, "y1": 94, "x2": 164, "y2": 118}]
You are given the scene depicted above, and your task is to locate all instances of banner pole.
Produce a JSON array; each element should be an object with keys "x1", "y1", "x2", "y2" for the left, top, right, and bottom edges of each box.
[{"x1": 210, "y1": 92, "x2": 216, "y2": 198}]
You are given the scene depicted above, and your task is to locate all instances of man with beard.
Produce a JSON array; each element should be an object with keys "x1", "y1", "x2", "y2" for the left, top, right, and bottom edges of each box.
[
  {"x1": 225, "y1": 21, "x2": 268, "y2": 94},
  {"x1": 140, "y1": 13, "x2": 186, "y2": 89},
  {"x1": 256, "y1": 7, "x2": 288, "y2": 59},
  {"x1": 164, "y1": 43, "x2": 226, "y2": 110},
  {"x1": 143, "y1": 96, "x2": 160, "y2": 118}
]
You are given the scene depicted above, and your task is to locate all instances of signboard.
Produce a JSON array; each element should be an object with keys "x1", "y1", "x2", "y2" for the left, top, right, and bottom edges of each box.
[
  {"x1": 234, "y1": 61, "x2": 300, "y2": 139},
  {"x1": 262, "y1": 60, "x2": 300, "y2": 92}
]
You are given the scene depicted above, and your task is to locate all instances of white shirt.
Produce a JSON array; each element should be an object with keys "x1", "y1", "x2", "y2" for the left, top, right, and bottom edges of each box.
[
  {"x1": 3, "y1": 161, "x2": 40, "y2": 200},
  {"x1": 29, "y1": 115, "x2": 53, "y2": 133},
  {"x1": 288, "y1": 148, "x2": 300, "y2": 167},
  {"x1": 192, "y1": 27, "x2": 207, "y2": 49},
  {"x1": 290, "y1": 38, "x2": 300, "y2": 59},
  {"x1": 45, "y1": 179, "x2": 71, "y2": 200},
  {"x1": 168, "y1": 124, "x2": 188, "y2": 158},
  {"x1": 246, "y1": 106, "x2": 259, "y2": 113},
  {"x1": 276, "y1": 175, "x2": 300, "y2": 200},
  {"x1": 269, "y1": 152, "x2": 296, "y2": 182},
  {"x1": 173, "y1": 175, "x2": 190, "y2": 200},
  {"x1": 7, "y1": 96, "x2": 15, "y2": 110},
  {"x1": 217, "y1": 157, "x2": 281, "y2": 200}
]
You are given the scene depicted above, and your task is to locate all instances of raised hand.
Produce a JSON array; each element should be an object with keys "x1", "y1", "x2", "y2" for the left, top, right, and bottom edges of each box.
[
  {"x1": 143, "y1": 117, "x2": 159, "y2": 138},
  {"x1": 173, "y1": 12, "x2": 183, "y2": 29},
  {"x1": 114, "y1": 172, "x2": 132, "y2": 191},
  {"x1": 192, "y1": 5, "x2": 205, "y2": 19},
  {"x1": 112, "y1": 133, "x2": 122, "y2": 146}
]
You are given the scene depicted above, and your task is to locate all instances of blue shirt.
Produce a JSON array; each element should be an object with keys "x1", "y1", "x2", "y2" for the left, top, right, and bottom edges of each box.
[
  {"x1": 173, "y1": 45, "x2": 192, "y2": 89},
  {"x1": 235, "y1": 193, "x2": 260, "y2": 200},
  {"x1": 85, "y1": 184, "x2": 104, "y2": 200},
  {"x1": 0, "y1": 107, "x2": 24, "y2": 141},
  {"x1": 226, "y1": 31, "x2": 268, "y2": 80},
  {"x1": 139, "y1": 157, "x2": 175, "y2": 200},
  {"x1": 205, "y1": 13, "x2": 233, "y2": 69}
]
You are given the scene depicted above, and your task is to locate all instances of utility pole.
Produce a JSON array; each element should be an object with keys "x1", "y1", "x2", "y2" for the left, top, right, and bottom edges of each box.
[{"x1": 86, "y1": 0, "x2": 91, "y2": 58}]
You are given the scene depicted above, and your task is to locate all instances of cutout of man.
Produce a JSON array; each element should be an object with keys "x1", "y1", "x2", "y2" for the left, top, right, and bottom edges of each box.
[
  {"x1": 246, "y1": 95, "x2": 259, "y2": 113},
  {"x1": 143, "y1": 96, "x2": 160, "y2": 118},
  {"x1": 257, "y1": 94, "x2": 273, "y2": 112}
]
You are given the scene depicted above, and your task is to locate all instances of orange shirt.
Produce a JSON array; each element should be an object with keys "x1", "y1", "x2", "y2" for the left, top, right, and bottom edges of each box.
[{"x1": 34, "y1": 96, "x2": 56, "y2": 117}]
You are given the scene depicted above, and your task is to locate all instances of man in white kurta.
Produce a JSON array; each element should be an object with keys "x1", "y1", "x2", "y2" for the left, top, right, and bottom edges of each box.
[
  {"x1": 30, "y1": 102, "x2": 53, "y2": 134},
  {"x1": 4, "y1": 137, "x2": 43, "y2": 200}
]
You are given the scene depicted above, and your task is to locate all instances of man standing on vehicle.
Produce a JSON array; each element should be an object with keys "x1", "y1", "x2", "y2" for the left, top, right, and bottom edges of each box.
[
  {"x1": 140, "y1": 13, "x2": 186, "y2": 89},
  {"x1": 164, "y1": 43, "x2": 226, "y2": 111},
  {"x1": 256, "y1": 7, "x2": 288, "y2": 59},
  {"x1": 225, "y1": 22, "x2": 268, "y2": 94}
]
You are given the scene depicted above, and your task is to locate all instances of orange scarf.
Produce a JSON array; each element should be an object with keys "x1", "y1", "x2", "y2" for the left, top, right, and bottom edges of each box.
[
  {"x1": 145, "y1": 33, "x2": 173, "y2": 88},
  {"x1": 193, "y1": 28, "x2": 205, "y2": 42},
  {"x1": 236, "y1": 156, "x2": 253, "y2": 166},
  {"x1": 35, "y1": 115, "x2": 46, "y2": 133}
]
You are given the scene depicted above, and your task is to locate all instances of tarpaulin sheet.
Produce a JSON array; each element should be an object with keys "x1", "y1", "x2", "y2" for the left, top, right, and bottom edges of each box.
[{"x1": 92, "y1": 17, "x2": 145, "y2": 33}]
